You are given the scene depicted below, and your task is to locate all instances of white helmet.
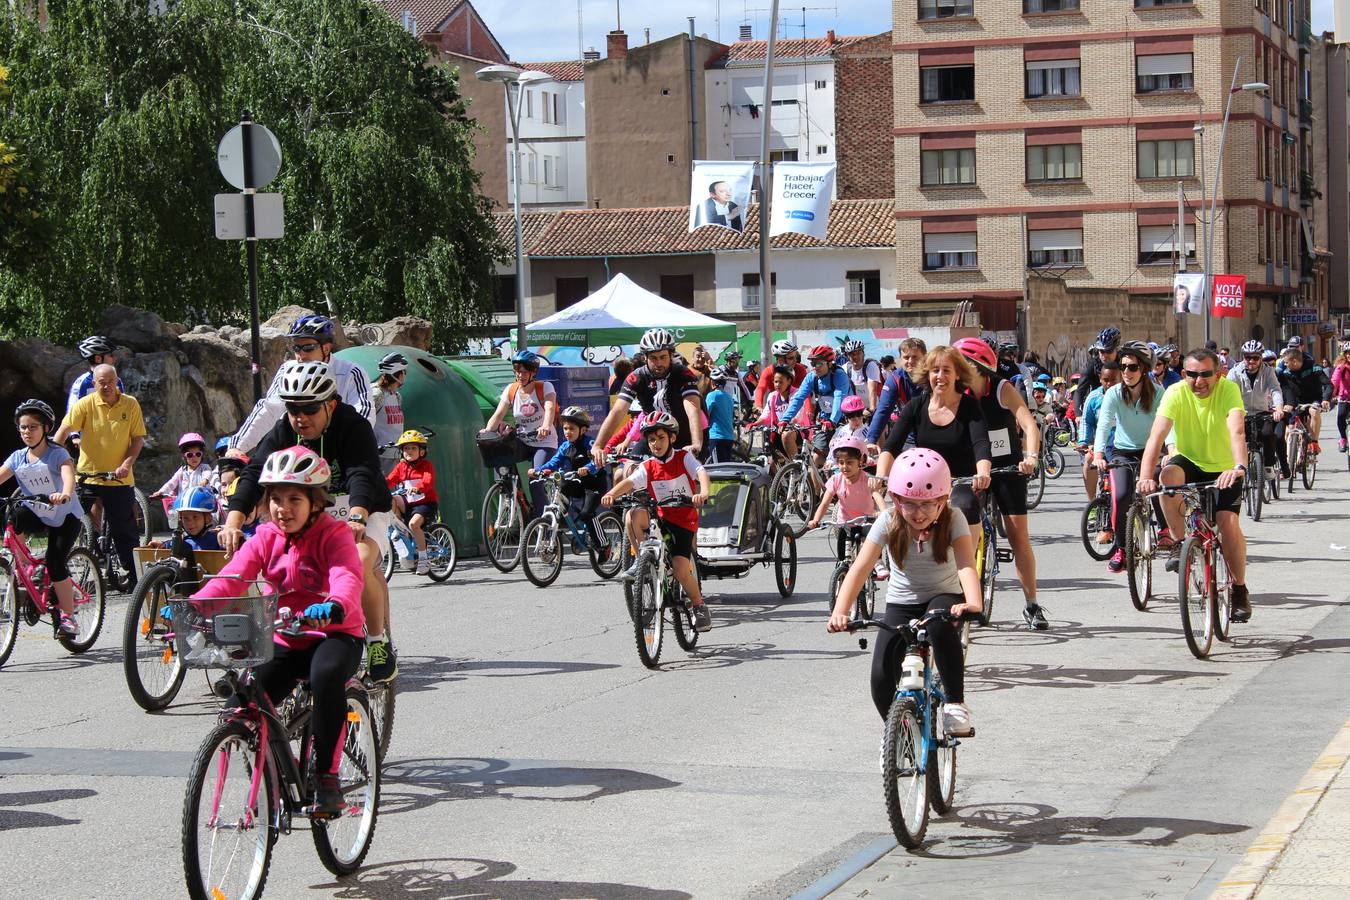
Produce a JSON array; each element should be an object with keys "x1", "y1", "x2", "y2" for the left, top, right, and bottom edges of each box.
[
  {"x1": 771, "y1": 339, "x2": 796, "y2": 356},
  {"x1": 259, "y1": 445, "x2": 331, "y2": 487},
  {"x1": 276, "y1": 360, "x2": 337, "y2": 403},
  {"x1": 378, "y1": 352, "x2": 409, "y2": 375},
  {"x1": 638, "y1": 328, "x2": 675, "y2": 353},
  {"x1": 1240, "y1": 340, "x2": 1265, "y2": 356}
]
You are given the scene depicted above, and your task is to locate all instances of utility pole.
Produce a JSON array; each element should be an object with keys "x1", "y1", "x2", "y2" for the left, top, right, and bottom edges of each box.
[{"x1": 756, "y1": 0, "x2": 781, "y2": 369}]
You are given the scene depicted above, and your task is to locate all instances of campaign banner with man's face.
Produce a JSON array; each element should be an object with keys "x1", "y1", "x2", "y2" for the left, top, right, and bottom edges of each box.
[
  {"x1": 689, "y1": 161, "x2": 755, "y2": 234},
  {"x1": 1212, "y1": 274, "x2": 1246, "y2": 319},
  {"x1": 769, "y1": 162, "x2": 836, "y2": 240},
  {"x1": 1173, "y1": 272, "x2": 1205, "y2": 316}
]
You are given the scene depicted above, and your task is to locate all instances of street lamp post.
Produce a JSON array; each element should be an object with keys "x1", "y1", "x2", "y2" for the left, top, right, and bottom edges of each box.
[
  {"x1": 477, "y1": 65, "x2": 553, "y2": 352},
  {"x1": 1201, "y1": 60, "x2": 1267, "y2": 344}
]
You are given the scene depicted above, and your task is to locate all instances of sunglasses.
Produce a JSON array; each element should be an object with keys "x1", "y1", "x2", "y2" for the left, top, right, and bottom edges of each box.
[
  {"x1": 1120, "y1": 363, "x2": 1142, "y2": 373},
  {"x1": 1182, "y1": 369, "x2": 1215, "y2": 379},
  {"x1": 285, "y1": 401, "x2": 324, "y2": 416},
  {"x1": 1244, "y1": 355, "x2": 1263, "y2": 362},
  {"x1": 291, "y1": 342, "x2": 321, "y2": 354},
  {"x1": 183, "y1": 450, "x2": 204, "y2": 458}
]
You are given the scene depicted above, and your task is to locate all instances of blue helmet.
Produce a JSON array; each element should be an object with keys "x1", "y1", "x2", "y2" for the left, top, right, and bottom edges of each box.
[
  {"x1": 173, "y1": 486, "x2": 218, "y2": 515},
  {"x1": 1093, "y1": 326, "x2": 1122, "y2": 352},
  {"x1": 511, "y1": 350, "x2": 540, "y2": 370},
  {"x1": 215, "y1": 435, "x2": 231, "y2": 454},
  {"x1": 1035, "y1": 373, "x2": 1052, "y2": 384},
  {"x1": 288, "y1": 314, "x2": 336, "y2": 341},
  {"x1": 1011, "y1": 374, "x2": 1025, "y2": 387}
]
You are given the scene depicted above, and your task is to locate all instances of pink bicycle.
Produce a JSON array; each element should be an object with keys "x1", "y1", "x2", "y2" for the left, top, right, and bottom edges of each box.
[{"x1": 0, "y1": 494, "x2": 107, "y2": 667}]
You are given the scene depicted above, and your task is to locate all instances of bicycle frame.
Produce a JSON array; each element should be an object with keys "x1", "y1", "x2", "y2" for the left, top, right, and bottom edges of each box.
[
  {"x1": 2, "y1": 508, "x2": 95, "y2": 617},
  {"x1": 533, "y1": 476, "x2": 601, "y2": 551}
]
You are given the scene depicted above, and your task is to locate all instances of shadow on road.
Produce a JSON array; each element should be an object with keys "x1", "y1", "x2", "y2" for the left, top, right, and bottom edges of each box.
[
  {"x1": 1, "y1": 646, "x2": 121, "y2": 674},
  {"x1": 320, "y1": 856, "x2": 691, "y2": 899},
  {"x1": 395, "y1": 656, "x2": 621, "y2": 694},
  {"x1": 0, "y1": 787, "x2": 96, "y2": 831},
  {"x1": 964, "y1": 661, "x2": 1220, "y2": 693},
  {"x1": 379, "y1": 757, "x2": 679, "y2": 815}
]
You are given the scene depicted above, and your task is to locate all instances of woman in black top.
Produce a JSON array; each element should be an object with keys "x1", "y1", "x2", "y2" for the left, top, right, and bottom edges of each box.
[{"x1": 877, "y1": 346, "x2": 992, "y2": 528}]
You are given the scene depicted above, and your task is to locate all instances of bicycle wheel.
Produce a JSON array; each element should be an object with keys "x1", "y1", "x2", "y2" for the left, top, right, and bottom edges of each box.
[
  {"x1": 311, "y1": 689, "x2": 380, "y2": 876},
  {"x1": 1303, "y1": 447, "x2": 1318, "y2": 489},
  {"x1": 1286, "y1": 434, "x2": 1302, "y2": 494},
  {"x1": 0, "y1": 558, "x2": 17, "y2": 669},
  {"x1": 671, "y1": 584, "x2": 699, "y2": 652},
  {"x1": 978, "y1": 533, "x2": 996, "y2": 628},
  {"x1": 958, "y1": 618, "x2": 972, "y2": 662},
  {"x1": 588, "y1": 512, "x2": 624, "y2": 580},
  {"x1": 882, "y1": 696, "x2": 928, "y2": 849},
  {"x1": 826, "y1": 564, "x2": 849, "y2": 618},
  {"x1": 1025, "y1": 465, "x2": 1045, "y2": 510},
  {"x1": 927, "y1": 693, "x2": 957, "y2": 815},
  {"x1": 769, "y1": 461, "x2": 814, "y2": 538},
  {"x1": 1213, "y1": 548, "x2": 1232, "y2": 642},
  {"x1": 1045, "y1": 448, "x2": 1065, "y2": 479},
  {"x1": 58, "y1": 548, "x2": 105, "y2": 653},
  {"x1": 181, "y1": 720, "x2": 275, "y2": 900},
  {"x1": 381, "y1": 537, "x2": 397, "y2": 582},
  {"x1": 1244, "y1": 453, "x2": 1263, "y2": 522},
  {"x1": 76, "y1": 514, "x2": 95, "y2": 550},
  {"x1": 420, "y1": 523, "x2": 458, "y2": 583},
  {"x1": 1080, "y1": 494, "x2": 1112, "y2": 562},
  {"x1": 367, "y1": 679, "x2": 396, "y2": 762},
  {"x1": 1179, "y1": 536, "x2": 1214, "y2": 660},
  {"x1": 1124, "y1": 504, "x2": 1153, "y2": 612},
  {"x1": 520, "y1": 518, "x2": 564, "y2": 588},
  {"x1": 133, "y1": 488, "x2": 152, "y2": 545},
  {"x1": 1267, "y1": 460, "x2": 1280, "y2": 500},
  {"x1": 123, "y1": 565, "x2": 185, "y2": 711},
  {"x1": 774, "y1": 522, "x2": 797, "y2": 598},
  {"x1": 631, "y1": 557, "x2": 664, "y2": 668},
  {"x1": 481, "y1": 481, "x2": 523, "y2": 573}
]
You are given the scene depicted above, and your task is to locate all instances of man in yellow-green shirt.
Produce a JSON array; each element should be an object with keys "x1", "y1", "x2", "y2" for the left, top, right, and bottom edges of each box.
[
  {"x1": 52, "y1": 365, "x2": 146, "y2": 590},
  {"x1": 1138, "y1": 347, "x2": 1251, "y2": 622}
]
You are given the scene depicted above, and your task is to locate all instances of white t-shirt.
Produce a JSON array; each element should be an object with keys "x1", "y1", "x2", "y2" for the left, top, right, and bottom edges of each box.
[
  {"x1": 846, "y1": 359, "x2": 882, "y2": 396},
  {"x1": 502, "y1": 380, "x2": 558, "y2": 449},
  {"x1": 370, "y1": 383, "x2": 405, "y2": 447}
]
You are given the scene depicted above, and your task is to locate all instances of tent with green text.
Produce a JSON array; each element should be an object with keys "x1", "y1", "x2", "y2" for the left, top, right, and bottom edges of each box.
[{"x1": 521, "y1": 273, "x2": 736, "y2": 346}]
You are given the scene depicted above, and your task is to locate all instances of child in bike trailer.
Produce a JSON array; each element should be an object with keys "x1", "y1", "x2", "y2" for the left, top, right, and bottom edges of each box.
[
  {"x1": 601, "y1": 412, "x2": 714, "y2": 633},
  {"x1": 807, "y1": 435, "x2": 887, "y2": 576},
  {"x1": 147, "y1": 486, "x2": 221, "y2": 551},
  {"x1": 0, "y1": 399, "x2": 84, "y2": 637},
  {"x1": 529, "y1": 407, "x2": 610, "y2": 557},
  {"x1": 150, "y1": 432, "x2": 214, "y2": 512},
  {"x1": 827, "y1": 448, "x2": 982, "y2": 739},
  {"x1": 384, "y1": 429, "x2": 438, "y2": 575},
  {"x1": 191, "y1": 445, "x2": 365, "y2": 818}
]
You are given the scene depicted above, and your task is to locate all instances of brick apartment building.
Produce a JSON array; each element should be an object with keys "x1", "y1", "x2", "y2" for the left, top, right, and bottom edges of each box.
[
  {"x1": 1312, "y1": 35, "x2": 1350, "y2": 320},
  {"x1": 835, "y1": 32, "x2": 895, "y2": 200},
  {"x1": 893, "y1": 0, "x2": 1315, "y2": 344}
]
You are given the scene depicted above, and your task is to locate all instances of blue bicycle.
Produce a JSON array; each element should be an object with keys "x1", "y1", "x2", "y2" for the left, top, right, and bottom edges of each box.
[
  {"x1": 848, "y1": 610, "x2": 972, "y2": 848},
  {"x1": 520, "y1": 472, "x2": 624, "y2": 587}
]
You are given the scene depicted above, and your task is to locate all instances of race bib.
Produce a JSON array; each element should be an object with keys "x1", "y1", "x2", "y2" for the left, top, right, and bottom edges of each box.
[
  {"x1": 402, "y1": 479, "x2": 425, "y2": 503},
  {"x1": 329, "y1": 493, "x2": 353, "y2": 520},
  {"x1": 15, "y1": 463, "x2": 57, "y2": 497},
  {"x1": 651, "y1": 475, "x2": 693, "y2": 503},
  {"x1": 988, "y1": 428, "x2": 1012, "y2": 458}
]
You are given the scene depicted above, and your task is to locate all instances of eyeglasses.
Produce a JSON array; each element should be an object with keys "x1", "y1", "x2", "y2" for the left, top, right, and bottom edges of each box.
[
  {"x1": 291, "y1": 342, "x2": 321, "y2": 354},
  {"x1": 1244, "y1": 355, "x2": 1263, "y2": 363},
  {"x1": 285, "y1": 401, "x2": 324, "y2": 416},
  {"x1": 1120, "y1": 363, "x2": 1142, "y2": 373},
  {"x1": 898, "y1": 498, "x2": 944, "y2": 514},
  {"x1": 16, "y1": 423, "x2": 43, "y2": 433},
  {"x1": 183, "y1": 450, "x2": 203, "y2": 458},
  {"x1": 1182, "y1": 369, "x2": 1215, "y2": 379},
  {"x1": 811, "y1": 359, "x2": 829, "y2": 366}
]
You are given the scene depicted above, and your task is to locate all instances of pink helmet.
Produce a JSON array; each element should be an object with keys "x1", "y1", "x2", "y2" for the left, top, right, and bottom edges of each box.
[
  {"x1": 952, "y1": 337, "x2": 996, "y2": 373},
  {"x1": 178, "y1": 432, "x2": 206, "y2": 449},
  {"x1": 887, "y1": 448, "x2": 952, "y2": 500},
  {"x1": 832, "y1": 434, "x2": 868, "y2": 458},
  {"x1": 840, "y1": 395, "x2": 865, "y2": 414},
  {"x1": 259, "y1": 445, "x2": 331, "y2": 488}
]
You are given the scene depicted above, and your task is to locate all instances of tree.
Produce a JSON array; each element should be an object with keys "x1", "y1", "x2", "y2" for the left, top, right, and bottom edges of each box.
[
  {"x1": 0, "y1": 0, "x2": 504, "y2": 350},
  {"x1": 0, "y1": 63, "x2": 45, "y2": 275}
]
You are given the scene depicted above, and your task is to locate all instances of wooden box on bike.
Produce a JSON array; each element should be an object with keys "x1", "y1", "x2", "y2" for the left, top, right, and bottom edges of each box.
[{"x1": 133, "y1": 547, "x2": 231, "y2": 578}]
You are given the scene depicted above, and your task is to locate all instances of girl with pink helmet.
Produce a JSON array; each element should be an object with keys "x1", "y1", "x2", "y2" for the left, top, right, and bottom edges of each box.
[
  {"x1": 828, "y1": 447, "x2": 982, "y2": 740},
  {"x1": 150, "y1": 431, "x2": 215, "y2": 515},
  {"x1": 808, "y1": 434, "x2": 884, "y2": 560}
]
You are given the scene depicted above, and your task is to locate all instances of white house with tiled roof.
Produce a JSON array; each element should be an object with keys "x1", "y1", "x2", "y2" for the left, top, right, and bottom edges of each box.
[{"x1": 508, "y1": 59, "x2": 588, "y2": 210}]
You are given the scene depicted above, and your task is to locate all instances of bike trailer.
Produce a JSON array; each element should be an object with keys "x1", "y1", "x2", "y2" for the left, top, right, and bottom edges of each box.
[{"x1": 698, "y1": 462, "x2": 771, "y2": 565}]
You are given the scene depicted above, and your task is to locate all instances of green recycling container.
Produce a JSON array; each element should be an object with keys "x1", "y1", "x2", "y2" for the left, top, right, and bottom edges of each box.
[{"x1": 441, "y1": 356, "x2": 517, "y2": 419}]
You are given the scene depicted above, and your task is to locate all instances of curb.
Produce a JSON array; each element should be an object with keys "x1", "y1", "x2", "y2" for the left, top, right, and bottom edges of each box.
[{"x1": 1210, "y1": 716, "x2": 1350, "y2": 899}]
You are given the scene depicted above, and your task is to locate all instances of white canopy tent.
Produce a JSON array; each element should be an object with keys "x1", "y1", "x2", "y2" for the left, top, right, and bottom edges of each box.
[{"x1": 520, "y1": 274, "x2": 736, "y2": 346}]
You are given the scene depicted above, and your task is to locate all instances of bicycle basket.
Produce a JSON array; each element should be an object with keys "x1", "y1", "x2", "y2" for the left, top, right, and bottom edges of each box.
[
  {"x1": 169, "y1": 578, "x2": 278, "y2": 669},
  {"x1": 476, "y1": 431, "x2": 519, "y2": 469}
]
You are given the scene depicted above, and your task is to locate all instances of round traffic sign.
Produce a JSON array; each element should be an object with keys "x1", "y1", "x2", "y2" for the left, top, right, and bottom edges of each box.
[{"x1": 217, "y1": 122, "x2": 282, "y2": 191}]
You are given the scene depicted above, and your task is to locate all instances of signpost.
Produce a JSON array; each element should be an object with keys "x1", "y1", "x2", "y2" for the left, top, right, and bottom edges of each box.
[{"x1": 216, "y1": 110, "x2": 284, "y2": 401}]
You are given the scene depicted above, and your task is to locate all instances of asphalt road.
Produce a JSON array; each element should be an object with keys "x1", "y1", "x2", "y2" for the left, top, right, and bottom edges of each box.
[{"x1": 1, "y1": 441, "x2": 1348, "y2": 900}]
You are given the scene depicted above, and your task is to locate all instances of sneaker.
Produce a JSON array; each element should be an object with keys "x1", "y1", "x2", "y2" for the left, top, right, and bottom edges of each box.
[
  {"x1": 692, "y1": 603, "x2": 712, "y2": 633},
  {"x1": 1339, "y1": 439, "x2": 1347, "y2": 454},
  {"x1": 415, "y1": 558, "x2": 430, "y2": 576},
  {"x1": 118, "y1": 572, "x2": 137, "y2": 594},
  {"x1": 312, "y1": 773, "x2": 345, "y2": 819},
  {"x1": 401, "y1": 555, "x2": 418, "y2": 572},
  {"x1": 620, "y1": 555, "x2": 643, "y2": 582},
  {"x1": 1107, "y1": 549, "x2": 1125, "y2": 574},
  {"x1": 367, "y1": 639, "x2": 398, "y2": 683},
  {"x1": 1156, "y1": 528, "x2": 1176, "y2": 550},
  {"x1": 57, "y1": 613, "x2": 78, "y2": 637},
  {"x1": 941, "y1": 703, "x2": 974, "y2": 737},
  {"x1": 1280, "y1": 465, "x2": 1292, "y2": 480},
  {"x1": 1096, "y1": 530, "x2": 1114, "y2": 545},
  {"x1": 1022, "y1": 603, "x2": 1049, "y2": 631},
  {"x1": 1164, "y1": 544, "x2": 1182, "y2": 573},
  {"x1": 1230, "y1": 583, "x2": 1252, "y2": 623}
]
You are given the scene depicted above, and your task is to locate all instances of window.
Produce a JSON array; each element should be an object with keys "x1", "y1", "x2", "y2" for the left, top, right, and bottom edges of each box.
[
  {"x1": 660, "y1": 274, "x2": 695, "y2": 309},
  {"x1": 1257, "y1": 209, "x2": 1267, "y2": 263},
  {"x1": 770, "y1": 149, "x2": 799, "y2": 162},
  {"x1": 922, "y1": 232, "x2": 978, "y2": 270},
  {"x1": 1025, "y1": 59, "x2": 1081, "y2": 97},
  {"x1": 814, "y1": 79, "x2": 828, "y2": 90},
  {"x1": 525, "y1": 89, "x2": 534, "y2": 118},
  {"x1": 1026, "y1": 143, "x2": 1082, "y2": 181},
  {"x1": 1027, "y1": 229, "x2": 1084, "y2": 267},
  {"x1": 543, "y1": 157, "x2": 554, "y2": 187},
  {"x1": 1136, "y1": 53, "x2": 1194, "y2": 92},
  {"x1": 816, "y1": 145, "x2": 828, "y2": 156},
  {"x1": 553, "y1": 93, "x2": 564, "y2": 125},
  {"x1": 541, "y1": 92, "x2": 552, "y2": 123},
  {"x1": 846, "y1": 271, "x2": 882, "y2": 305},
  {"x1": 742, "y1": 273, "x2": 776, "y2": 310},
  {"x1": 921, "y1": 147, "x2": 976, "y2": 186},
  {"x1": 1137, "y1": 139, "x2": 1195, "y2": 178},
  {"x1": 1137, "y1": 224, "x2": 1196, "y2": 265},
  {"x1": 771, "y1": 98, "x2": 798, "y2": 106},
  {"x1": 1024, "y1": 0, "x2": 1079, "y2": 10},
  {"x1": 1135, "y1": 0, "x2": 1190, "y2": 6},
  {"x1": 918, "y1": 0, "x2": 974, "y2": 19},
  {"x1": 921, "y1": 65, "x2": 975, "y2": 103},
  {"x1": 556, "y1": 277, "x2": 589, "y2": 310},
  {"x1": 494, "y1": 275, "x2": 517, "y2": 313}
]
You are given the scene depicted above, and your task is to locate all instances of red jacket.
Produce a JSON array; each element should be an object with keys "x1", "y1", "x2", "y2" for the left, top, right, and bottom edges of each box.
[
  {"x1": 386, "y1": 458, "x2": 438, "y2": 505},
  {"x1": 754, "y1": 362, "x2": 807, "y2": 407}
]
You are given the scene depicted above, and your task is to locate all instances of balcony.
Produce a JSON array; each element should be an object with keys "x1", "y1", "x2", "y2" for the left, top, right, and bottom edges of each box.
[
  {"x1": 1299, "y1": 19, "x2": 1313, "y2": 46},
  {"x1": 1300, "y1": 170, "x2": 1320, "y2": 207},
  {"x1": 1299, "y1": 98, "x2": 1314, "y2": 130}
]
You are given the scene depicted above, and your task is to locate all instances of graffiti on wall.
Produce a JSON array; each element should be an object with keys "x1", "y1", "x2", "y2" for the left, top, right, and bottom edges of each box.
[{"x1": 1042, "y1": 339, "x2": 1094, "y2": 379}]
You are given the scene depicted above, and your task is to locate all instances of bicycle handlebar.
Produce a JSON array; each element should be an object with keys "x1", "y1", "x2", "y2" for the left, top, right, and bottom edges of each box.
[
  {"x1": 76, "y1": 471, "x2": 120, "y2": 482},
  {"x1": 1141, "y1": 481, "x2": 1223, "y2": 499},
  {"x1": 845, "y1": 608, "x2": 974, "y2": 635}
]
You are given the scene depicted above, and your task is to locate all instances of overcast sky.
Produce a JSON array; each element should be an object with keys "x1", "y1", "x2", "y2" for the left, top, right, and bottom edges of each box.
[{"x1": 475, "y1": 1, "x2": 1339, "y2": 64}]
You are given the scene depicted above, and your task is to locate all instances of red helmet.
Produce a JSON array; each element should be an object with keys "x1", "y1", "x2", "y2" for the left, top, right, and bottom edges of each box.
[
  {"x1": 952, "y1": 337, "x2": 996, "y2": 373},
  {"x1": 807, "y1": 344, "x2": 836, "y2": 363}
]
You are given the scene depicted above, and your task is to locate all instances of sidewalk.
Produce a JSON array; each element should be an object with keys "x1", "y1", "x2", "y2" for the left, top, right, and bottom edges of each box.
[{"x1": 1213, "y1": 717, "x2": 1350, "y2": 899}]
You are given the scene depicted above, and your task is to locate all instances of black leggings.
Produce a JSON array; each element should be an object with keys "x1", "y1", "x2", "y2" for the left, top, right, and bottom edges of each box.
[
  {"x1": 87, "y1": 483, "x2": 137, "y2": 572},
  {"x1": 561, "y1": 475, "x2": 607, "y2": 545},
  {"x1": 254, "y1": 635, "x2": 363, "y2": 776},
  {"x1": 13, "y1": 508, "x2": 82, "y2": 581},
  {"x1": 1107, "y1": 451, "x2": 1148, "y2": 553},
  {"x1": 1338, "y1": 401, "x2": 1350, "y2": 441},
  {"x1": 870, "y1": 594, "x2": 965, "y2": 719}
]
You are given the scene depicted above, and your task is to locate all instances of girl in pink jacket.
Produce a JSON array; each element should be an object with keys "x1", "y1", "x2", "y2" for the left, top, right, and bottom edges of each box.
[
  {"x1": 1332, "y1": 342, "x2": 1350, "y2": 452},
  {"x1": 192, "y1": 445, "x2": 365, "y2": 816}
]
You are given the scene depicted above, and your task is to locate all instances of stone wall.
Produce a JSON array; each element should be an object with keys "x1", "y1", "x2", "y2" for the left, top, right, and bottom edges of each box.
[{"x1": 1025, "y1": 274, "x2": 1178, "y2": 377}]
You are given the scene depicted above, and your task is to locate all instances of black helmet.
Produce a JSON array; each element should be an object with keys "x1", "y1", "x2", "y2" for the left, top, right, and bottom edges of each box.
[
  {"x1": 77, "y1": 335, "x2": 114, "y2": 361},
  {"x1": 14, "y1": 398, "x2": 55, "y2": 429}
]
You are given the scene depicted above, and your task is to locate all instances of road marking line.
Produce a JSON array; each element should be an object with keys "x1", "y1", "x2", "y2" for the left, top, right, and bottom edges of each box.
[
  {"x1": 1210, "y1": 716, "x2": 1350, "y2": 899},
  {"x1": 788, "y1": 834, "x2": 897, "y2": 900}
]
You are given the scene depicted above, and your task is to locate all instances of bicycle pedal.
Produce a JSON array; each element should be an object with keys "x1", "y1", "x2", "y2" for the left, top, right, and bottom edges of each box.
[{"x1": 996, "y1": 548, "x2": 1014, "y2": 563}]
